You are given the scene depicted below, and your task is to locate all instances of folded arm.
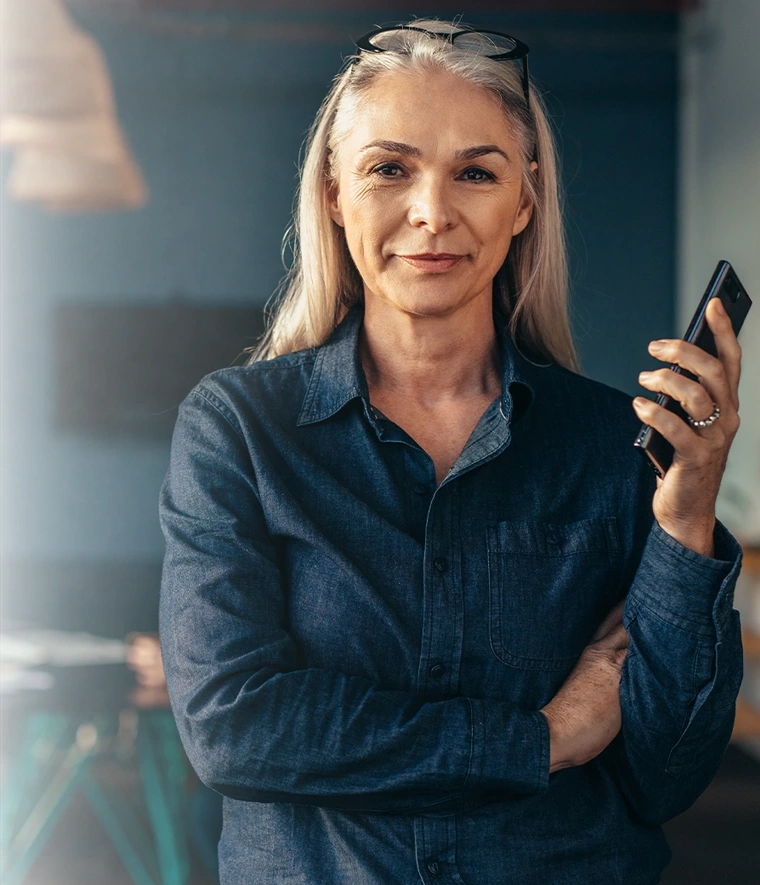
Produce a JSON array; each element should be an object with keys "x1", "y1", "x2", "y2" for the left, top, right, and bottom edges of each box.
[
  {"x1": 159, "y1": 385, "x2": 549, "y2": 811},
  {"x1": 613, "y1": 518, "x2": 744, "y2": 824}
]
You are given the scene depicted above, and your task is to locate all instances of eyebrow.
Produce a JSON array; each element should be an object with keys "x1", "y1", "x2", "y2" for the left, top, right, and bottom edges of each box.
[
  {"x1": 457, "y1": 144, "x2": 511, "y2": 163},
  {"x1": 359, "y1": 140, "x2": 421, "y2": 157},
  {"x1": 358, "y1": 140, "x2": 511, "y2": 163}
]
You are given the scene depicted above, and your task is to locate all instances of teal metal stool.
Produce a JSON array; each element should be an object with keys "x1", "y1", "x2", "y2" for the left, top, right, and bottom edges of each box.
[{"x1": 0, "y1": 708, "x2": 191, "y2": 885}]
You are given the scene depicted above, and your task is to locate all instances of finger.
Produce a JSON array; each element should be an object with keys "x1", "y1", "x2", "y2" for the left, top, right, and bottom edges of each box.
[
  {"x1": 594, "y1": 622, "x2": 630, "y2": 651},
  {"x1": 646, "y1": 339, "x2": 732, "y2": 412},
  {"x1": 591, "y1": 599, "x2": 625, "y2": 641},
  {"x1": 705, "y1": 298, "x2": 742, "y2": 406},
  {"x1": 637, "y1": 368, "x2": 715, "y2": 423},
  {"x1": 632, "y1": 396, "x2": 720, "y2": 463}
]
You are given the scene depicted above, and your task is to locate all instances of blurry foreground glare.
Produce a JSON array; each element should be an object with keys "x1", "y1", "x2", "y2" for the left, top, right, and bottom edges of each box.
[{"x1": 0, "y1": 0, "x2": 147, "y2": 213}]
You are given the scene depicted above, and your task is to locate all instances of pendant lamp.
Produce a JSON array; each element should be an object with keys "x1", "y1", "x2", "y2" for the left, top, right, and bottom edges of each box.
[{"x1": 0, "y1": 0, "x2": 148, "y2": 213}]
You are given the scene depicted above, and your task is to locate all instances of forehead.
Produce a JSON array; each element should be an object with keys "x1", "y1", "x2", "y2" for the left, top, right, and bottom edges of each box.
[{"x1": 341, "y1": 68, "x2": 518, "y2": 153}]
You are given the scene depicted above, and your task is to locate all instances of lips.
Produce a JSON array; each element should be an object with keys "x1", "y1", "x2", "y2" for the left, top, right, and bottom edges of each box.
[{"x1": 397, "y1": 253, "x2": 465, "y2": 273}]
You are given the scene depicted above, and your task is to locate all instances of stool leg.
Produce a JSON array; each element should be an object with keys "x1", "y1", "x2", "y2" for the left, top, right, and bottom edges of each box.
[
  {"x1": 1, "y1": 743, "x2": 92, "y2": 885},
  {"x1": 1, "y1": 711, "x2": 71, "y2": 860},
  {"x1": 1, "y1": 714, "x2": 42, "y2": 862},
  {"x1": 137, "y1": 714, "x2": 188, "y2": 885},
  {"x1": 81, "y1": 779, "x2": 157, "y2": 885},
  {"x1": 154, "y1": 713, "x2": 191, "y2": 882}
]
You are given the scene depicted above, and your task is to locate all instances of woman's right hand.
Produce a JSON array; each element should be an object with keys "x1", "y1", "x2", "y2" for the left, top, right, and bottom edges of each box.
[{"x1": 540, "y1": 601, "x2": 629, "y2": 774}]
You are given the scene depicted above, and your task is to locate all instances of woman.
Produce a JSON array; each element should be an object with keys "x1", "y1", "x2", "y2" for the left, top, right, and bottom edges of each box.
[{"x1": 159, "y1": 20, "x2": 744, "y2": 884}]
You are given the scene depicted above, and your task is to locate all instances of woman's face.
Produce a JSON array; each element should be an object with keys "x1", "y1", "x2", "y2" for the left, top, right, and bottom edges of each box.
[{"x1": 328, "y1": 68, "x2": 535, "y2": 321}]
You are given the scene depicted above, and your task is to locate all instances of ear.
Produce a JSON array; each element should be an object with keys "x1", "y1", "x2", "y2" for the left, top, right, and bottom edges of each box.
[
  {"x1": 327, "y1": 176, "x2": 345, "y2": 228},
  {"x1": 511, "y1": 160, "x2": 538, "y2": 236}
]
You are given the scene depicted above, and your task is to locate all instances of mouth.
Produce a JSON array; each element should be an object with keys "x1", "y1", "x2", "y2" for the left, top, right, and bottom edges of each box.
[{"x1": 397, "y1": 253, "x2": 465, "y2": 273}]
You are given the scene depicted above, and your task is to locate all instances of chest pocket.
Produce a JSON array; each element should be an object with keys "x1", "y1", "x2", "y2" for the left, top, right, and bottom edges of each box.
[{"x1": 487, "y1": 517, "x2": 623, "y2": 671}]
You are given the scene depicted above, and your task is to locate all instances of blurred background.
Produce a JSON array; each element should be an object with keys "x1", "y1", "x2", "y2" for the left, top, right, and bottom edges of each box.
[{"x1": 1, "y1": 1, "x2": 758, "y2": 883}]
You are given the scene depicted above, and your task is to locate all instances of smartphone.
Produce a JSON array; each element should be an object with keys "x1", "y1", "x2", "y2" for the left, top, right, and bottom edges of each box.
[{"x1": 633, "y1": 260, "x2": 752, "y2": 478}]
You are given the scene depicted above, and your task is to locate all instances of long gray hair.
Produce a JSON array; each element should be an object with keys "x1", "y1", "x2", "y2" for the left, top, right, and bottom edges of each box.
[{"x1": 246, "y1": 19, "x2": 579, "y2": 372}]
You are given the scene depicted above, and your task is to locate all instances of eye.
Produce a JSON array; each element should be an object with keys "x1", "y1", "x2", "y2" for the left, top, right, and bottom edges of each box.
[
  {"x1": 372, "y1": 162, "x2": 404, "y2": 178},
  {"x1": 460, "y1": 167, "x2": 495, "y2": 182}
]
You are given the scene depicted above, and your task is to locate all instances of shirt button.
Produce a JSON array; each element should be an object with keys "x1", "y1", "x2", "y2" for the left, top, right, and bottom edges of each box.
[
  {"x1": 412, "y1": 482, "x2": 427, "y2": 495},
  {"x1": 546, "y1": 530, "x2": 560, "y2": 546},
  {"x1": 429, "y1": 663, "x2": 445, "y2": 680},
  {"x1": 426, "y1": 860, "x2": 440, "y2": 876},
  {"x1": 433, "y1": 557, "x2": 448, "y2": 573}
]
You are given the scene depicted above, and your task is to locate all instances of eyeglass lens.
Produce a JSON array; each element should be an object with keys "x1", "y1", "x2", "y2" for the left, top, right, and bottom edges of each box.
[
  {"x1": 452, "y1": 32, "x2": 518, "y2": 55},
  {"x1": 368, "y1": 28, "x2": 518, "y2": 58},
  {"x1": 368, "y1": 29, "x2": 424, "y2": 51}
]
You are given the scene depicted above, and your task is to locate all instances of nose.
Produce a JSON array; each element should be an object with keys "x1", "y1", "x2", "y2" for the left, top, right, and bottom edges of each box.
[{"x1": 407, "y1": 174, "x2": 458, "y2": 233}]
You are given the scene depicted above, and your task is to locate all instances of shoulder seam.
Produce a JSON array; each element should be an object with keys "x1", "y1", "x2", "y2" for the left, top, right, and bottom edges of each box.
[
  {"x1": 255, "y1": 353, "x2": 314, "y2": 371},
  {"x1": 192, "y1": 386, "x2": 247, "y2": 446},
  {"x1": 231, "y1": 353, "x2": 314, "y2": 374}
]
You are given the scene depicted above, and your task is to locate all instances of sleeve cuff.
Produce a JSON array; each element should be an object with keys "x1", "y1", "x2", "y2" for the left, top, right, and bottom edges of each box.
[
  {"x1": 467, "y1": 699, "x2": 550, "y2": 795},
  {"x1": 625, "y1": 518, "x2": 743, "y2": 635}
]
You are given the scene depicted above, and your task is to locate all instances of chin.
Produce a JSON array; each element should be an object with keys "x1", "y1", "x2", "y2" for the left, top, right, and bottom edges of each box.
[
  {"x1": 381, "y1": 287, "x2": 486, "y2": 320},
  {"x1": 385, "y1": 297, "x2": 461, "y2": 319}
]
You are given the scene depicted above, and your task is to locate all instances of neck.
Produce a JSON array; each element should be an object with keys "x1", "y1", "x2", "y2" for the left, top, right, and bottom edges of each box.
[{"x1": 359, "y1": 295, "x2": 502, "y2": 408}]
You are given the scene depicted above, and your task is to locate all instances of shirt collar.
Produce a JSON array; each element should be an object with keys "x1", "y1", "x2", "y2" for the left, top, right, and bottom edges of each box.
[{"x1": 297, "y1": 301, "x2": 546, "y2": 427}]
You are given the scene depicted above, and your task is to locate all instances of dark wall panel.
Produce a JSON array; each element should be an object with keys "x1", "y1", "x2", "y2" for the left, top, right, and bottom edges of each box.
[{"x1": 54, "y1": 302, "x2": 265, "y2": 437}]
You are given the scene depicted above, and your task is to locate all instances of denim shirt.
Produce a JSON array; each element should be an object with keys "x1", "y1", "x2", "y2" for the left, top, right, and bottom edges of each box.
[{"x1": 159, "y1": 303, "x2": 744, "y2": 885}]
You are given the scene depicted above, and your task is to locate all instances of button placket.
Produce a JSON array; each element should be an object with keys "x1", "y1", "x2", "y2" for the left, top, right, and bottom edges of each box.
[
  {"x1": 429, "y1": 663, "x2": 445, "y2": 680},
  {"x1": 416, "y1": 483, "x2": 463, "y2": 702},
  {"x1": 426, "y1": 859, "x2": 440, "y2": 876},
  {"x1": 414, "y1": 815, "x2": 463, "y2": 885}
]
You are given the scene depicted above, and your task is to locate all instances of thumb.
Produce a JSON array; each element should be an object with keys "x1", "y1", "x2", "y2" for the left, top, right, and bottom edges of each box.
[
  {"x1": 593, "y1": 622, "x2": 630, "y2": 652},
  {"x1": 591, "y1": 599, "x2": 626, "y2": 642}
]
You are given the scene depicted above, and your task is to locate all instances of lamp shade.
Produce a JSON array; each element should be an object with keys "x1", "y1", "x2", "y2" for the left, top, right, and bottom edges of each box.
[
  {"x1": 7, "y1": 142, "x2": 148, "y2": 214},
  {"x1": 0, "y1": 0, "x2": 148, "y2": 213}
]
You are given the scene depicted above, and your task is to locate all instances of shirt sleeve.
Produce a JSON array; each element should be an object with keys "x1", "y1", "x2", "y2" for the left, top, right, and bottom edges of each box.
[
  {"x1": 613, "y1": 516, "x2": 744, "y2": 824},
  {"x1": 158, "y1": 385, "x2": 549, "y2": 812}
]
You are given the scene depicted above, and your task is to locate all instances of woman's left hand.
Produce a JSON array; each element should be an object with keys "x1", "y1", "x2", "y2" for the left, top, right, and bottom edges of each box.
[{"x1": 632, "y1": 297, "x2": 742, "y2": 558}]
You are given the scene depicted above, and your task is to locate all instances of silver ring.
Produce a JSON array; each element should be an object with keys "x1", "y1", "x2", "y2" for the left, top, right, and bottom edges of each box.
[{"x1": 686, "y1": 403, "x2": 721, "y2": 428}]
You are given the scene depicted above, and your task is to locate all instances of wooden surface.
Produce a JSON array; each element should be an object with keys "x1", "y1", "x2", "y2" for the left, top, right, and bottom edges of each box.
[
  {"x1": 743, "y1": 628, "x2": 760, "y2": 661},
  {"x1": 733, "y1": 544, "x2": 760, "y2": 741},
  {"x1": 734, "y1": 698, "x2": 760, "y2": 742},
  {"x1": 741, "y1": 546, "x2": 760, "y2": 573}
]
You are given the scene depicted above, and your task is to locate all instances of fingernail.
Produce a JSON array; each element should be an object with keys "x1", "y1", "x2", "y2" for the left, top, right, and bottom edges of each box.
[
  {"x1": 639, "y1": 371, "x2": 651, "y2": 380},
  {"x1": 633, "y1": 397, "x2": 647, "y2": 406},
  {"x1": 715, "y1": 299, "x2": 726, "y2": 315},
  {"x1": 648, "y1": 340, "x2": 664, "y2": 352}
]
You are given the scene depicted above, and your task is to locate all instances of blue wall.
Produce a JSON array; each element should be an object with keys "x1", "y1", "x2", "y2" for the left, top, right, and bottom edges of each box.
[{"x1": 0, "y1": 9, "x2": 678, "y2": 632}]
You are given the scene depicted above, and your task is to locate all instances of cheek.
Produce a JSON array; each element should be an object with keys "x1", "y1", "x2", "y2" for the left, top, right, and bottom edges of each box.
[
  {"x1": 478, "y1": 193, "x2": 519, "y2": 228},
  {"x1": 478, "y1": 201, "x2": 520, "y2": 251},
  {"x1": 345, "y1": 201, "x2": 396, "y2": 258}
]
